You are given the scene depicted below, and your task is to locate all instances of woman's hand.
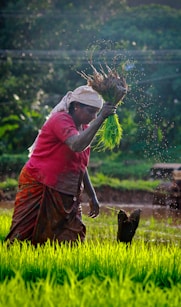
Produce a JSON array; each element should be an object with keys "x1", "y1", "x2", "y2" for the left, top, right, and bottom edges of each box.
[
  {"x1": 89, "y1": 196, "x2": 100, "y2": 218},
  {"x1": 65, "y1": 102, "x2": 117, "y2": 152},
  {"x1": 99, "y1": 102, "x2": 117, "y2": 120}
]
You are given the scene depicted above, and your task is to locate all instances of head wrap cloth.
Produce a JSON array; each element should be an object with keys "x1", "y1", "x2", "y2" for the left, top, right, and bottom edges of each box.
[
  {"x1": 28, "y1": 85, "x2": 103, "y2": 155},
  {"x1": 49, "y1": 85, "x2": 103, "y2": 115}
]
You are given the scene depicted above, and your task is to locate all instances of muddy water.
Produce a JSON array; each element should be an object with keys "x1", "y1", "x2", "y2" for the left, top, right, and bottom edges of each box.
[
  {"x1": 1, "y1": 200, "x2": 181, "y2": 226},
  {"x1": 83, "y1": 203, "x2": 181, "y2": 226}
]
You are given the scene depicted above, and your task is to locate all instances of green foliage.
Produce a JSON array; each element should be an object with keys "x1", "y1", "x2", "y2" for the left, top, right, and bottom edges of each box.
[
  {"x1": 99, "y1": 5, "x2": 181, "y2": 158},
  {"x1": 0, "y1": 153, "x2": 159, "y2": 193},
  {"x1": 0, "y1": 152, "x2": 153, "y2": 179},
  {"x1": 90, "y1": 153, "x2": 153, "y2": 179},
  {"x1": 101, "y1": 5, "x2": 181, "y2": 49},
  {"x1": 0, "y1": 1, "x2": 181, "y2": 160},
  {"x1": 0, "y1": 174, "x2": 160, "y2": 193},
  {"x1": 0, "y1": 178, "x2": 17, "y2": 190},
  {"x1": 0, "y1": 154, "x2": 27, "y2": 175},
  {"x1": 90, "y1": 173, "x2": 160, "y2": 191}
]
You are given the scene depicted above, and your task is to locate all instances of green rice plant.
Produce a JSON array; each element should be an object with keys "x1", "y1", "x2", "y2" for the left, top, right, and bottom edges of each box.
[
  {"x1": 79, "y1": 64, "x2": 128, "y2": 151},
  {"x1": 0, "y1": 272, "x2": 181, "y2": 307},
  {"x1": 0, "y1": 210, "x2": 181, "y2": 306},
  {"x1": 0, "y1": 238, "x2": 181, "y2": 306},
  {"x1": 1, "y1": 237, "x2": 181, "y2": 285},
  {"x1": 0, "y1": 209, "x2": 12, "y2": 241},
  {"x1": 139, "y1": 217, "x2": 181, "y2": 245},
  {"x1": 96, "y1": 113, "x2": 123, "y2": 150}
]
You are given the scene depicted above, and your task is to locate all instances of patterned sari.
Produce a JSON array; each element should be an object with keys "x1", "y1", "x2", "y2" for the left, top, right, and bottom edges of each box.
[{"x1": 5, "y1": 166, "x2": 86, "y2": 245}]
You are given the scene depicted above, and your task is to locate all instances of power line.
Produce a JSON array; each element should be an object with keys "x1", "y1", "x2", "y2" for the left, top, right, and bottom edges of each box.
[
  {"x1": 0, "y1": 49, "x2": 181, "y2": 64},
  {"x1": 0, "y1": 10, "x2": 78, "y2": 18},
  {"x1": 0, "y1": 49, "x2": 180, "y2": 55}
]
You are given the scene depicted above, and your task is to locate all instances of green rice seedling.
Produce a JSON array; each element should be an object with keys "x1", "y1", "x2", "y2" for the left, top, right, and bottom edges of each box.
[
  {"x1": 0, "y1": 271, "x2": 181, "y2": 307},
  {"x1": 139, "y1": 216, "x2": 181, "y2": 245},
  {"x1": 79, "y1": 64, "x2": 128, "y2": 151},
  {"x1": 0, "y1": 239, "x2": 181, "y2": 306},
  {"x1": 0, "y1": 209, "x2": 12, "y2": 241},
  {"x1": 1, "y1": 238, "x2": 181, "y2": 285},
  {"x1": 1, "y1": 211, "x2": 181, "y2": 306},
  {"x1": 96, "y1": 113, "x2": 123, "y2": 150}
]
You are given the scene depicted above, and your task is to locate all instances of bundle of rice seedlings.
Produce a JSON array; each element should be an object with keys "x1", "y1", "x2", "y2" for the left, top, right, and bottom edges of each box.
[{"x1": 79, "y1": 64, "x2": 128, "y2": 150}]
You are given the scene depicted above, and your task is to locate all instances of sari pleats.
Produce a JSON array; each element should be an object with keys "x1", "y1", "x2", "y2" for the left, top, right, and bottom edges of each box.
[{"x1": 5, "y1": 167, "x2": 86, "y2": 245}]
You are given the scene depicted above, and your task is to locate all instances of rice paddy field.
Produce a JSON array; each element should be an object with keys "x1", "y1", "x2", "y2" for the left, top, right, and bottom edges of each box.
[{"x1": 0, "y1": 205, "x2": 181, "y2": 307}]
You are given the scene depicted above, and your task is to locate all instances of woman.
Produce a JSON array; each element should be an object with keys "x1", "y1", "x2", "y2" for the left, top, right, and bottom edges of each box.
[{"x1": 5, "y1": 85, "x2": 117, "y2": 245}]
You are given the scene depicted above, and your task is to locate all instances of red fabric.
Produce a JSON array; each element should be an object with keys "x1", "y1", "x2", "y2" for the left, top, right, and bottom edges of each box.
[
  {"x1": 26, "y1": 112, "x2": 90, "y2": 195},
  {"x1": 5, "y1": 167, "x2": 86, "y2": 245}
]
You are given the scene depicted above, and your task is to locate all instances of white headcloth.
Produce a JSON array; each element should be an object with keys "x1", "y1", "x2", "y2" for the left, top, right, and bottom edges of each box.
[
  {"x1": 28, "y1": 85, "x2": 103, "y2": 156},
  {"x1": 49, "y1": 85, "x2": 103, "y2": 115}
]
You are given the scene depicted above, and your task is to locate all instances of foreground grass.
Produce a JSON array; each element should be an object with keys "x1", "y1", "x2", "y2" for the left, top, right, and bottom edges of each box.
[{"x1": 0, "y1": 209, "x2": 181, "y2": 306}]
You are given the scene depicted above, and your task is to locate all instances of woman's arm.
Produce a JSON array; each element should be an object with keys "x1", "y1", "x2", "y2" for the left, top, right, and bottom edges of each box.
[
  {"x1": 83, "y1": 168, "x2": 99, "y2": 218},
  {"x1": 65, "y1": 102, "x2": 116, "y2": 152}
]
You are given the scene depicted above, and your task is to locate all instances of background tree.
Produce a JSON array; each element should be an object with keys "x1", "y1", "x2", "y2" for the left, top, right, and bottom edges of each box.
[
  {"x1": 99, "y1": 5, "x2": 181, "y2": 159},
  {"x1": 0, "y1": 1, "x2": 180, "y2": 162}
]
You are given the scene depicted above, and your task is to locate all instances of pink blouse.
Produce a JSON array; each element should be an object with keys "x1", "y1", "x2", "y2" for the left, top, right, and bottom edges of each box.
[{"x1": 26, "y1": 112, "x2": 90, "y2": 196}]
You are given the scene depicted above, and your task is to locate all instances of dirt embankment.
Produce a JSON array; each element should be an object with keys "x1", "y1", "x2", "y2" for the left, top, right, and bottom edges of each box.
[
  {"x1": 0, "y1": 186, "x2": 154, "y2": 209},
  {"x1": 82, "y1": 186, "x2": 154, "y2": 204}
]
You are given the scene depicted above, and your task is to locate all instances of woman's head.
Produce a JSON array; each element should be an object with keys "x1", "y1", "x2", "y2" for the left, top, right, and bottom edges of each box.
[
  {"x1": 68, "y1": 85, "x2": 104, "y2": 125},
  {"x1": 46, "y1": 85, "x2": 104, "y2": 122},
  {"x1": 69, "y1": 101, "x2": 100, "y2": 125}
]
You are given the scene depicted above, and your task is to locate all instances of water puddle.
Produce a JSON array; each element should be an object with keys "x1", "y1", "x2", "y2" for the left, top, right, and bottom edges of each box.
[
  {"x1": 83, "y1": 202, "x2": 181, "y2": 226},
  {"x1": 1, "y1": 200, "x2": 181, "y2": 225}
]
